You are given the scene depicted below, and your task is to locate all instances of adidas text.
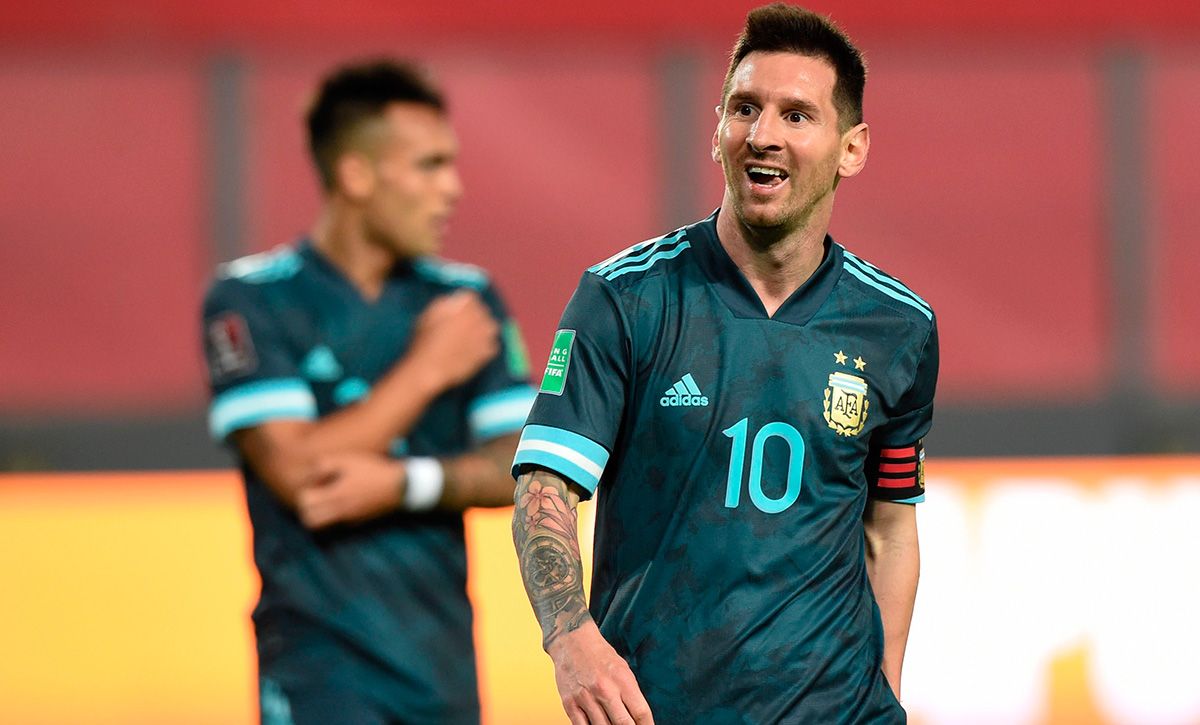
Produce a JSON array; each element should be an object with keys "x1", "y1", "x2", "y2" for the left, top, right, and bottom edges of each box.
[{"x1": 660, "y1": 394, "x2": 709, "y2": 407}]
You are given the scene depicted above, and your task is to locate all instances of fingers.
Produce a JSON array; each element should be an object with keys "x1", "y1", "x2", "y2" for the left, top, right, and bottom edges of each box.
[
  {"x1": 610, "y1": 667, "x2": 653, "y2": 724},
  {"x1": 422, "y1": 289, "x2": 484, "y2": 320},
  {"x1": 623, "y1": 687, "x2": 654, "y2": 725},
  {"x1": 564, "y1": 689, "x2": 652, "y2": 725},
  {"x1": 296, "y1": 486, "x2": 335, "y2": 529},
  {"x1": 560, "y1": 671, "x2": 654, "y2": 725},
  {"x1": 296, "y1": 467, "x2": 346, "y2": 529},
  {"x1": 564, "y1": 704, "x2": 589, "y2": 725},
  {"x1": 306, "y1": 455, "x2": 339, "y2": 487},
  {"x1": 578, "y1": 694, "x2": 611, "y2": 725},
  {"x1": 598, "y1": 680, "x2": 654, "y2": 725}
]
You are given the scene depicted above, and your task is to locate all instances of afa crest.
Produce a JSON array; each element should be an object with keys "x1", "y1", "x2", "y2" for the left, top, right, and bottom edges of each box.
[{"x1": 824, "y1": 371, "x2": 869, "y2": 437}]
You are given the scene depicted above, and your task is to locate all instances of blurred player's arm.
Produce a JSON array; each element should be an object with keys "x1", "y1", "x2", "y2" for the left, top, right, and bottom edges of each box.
[
  {"x1": 512, "y1": 467, "x2": 654, "y2": 725},
  {"x1": 863, "y1": 498, "x2": 920, "y2": 700},
  {"x1": 232, "y1": 290, "x2": 499, "y2": 507},
  {"x1": 285, "y1": 431, "x2": 520, "y2": 529}
]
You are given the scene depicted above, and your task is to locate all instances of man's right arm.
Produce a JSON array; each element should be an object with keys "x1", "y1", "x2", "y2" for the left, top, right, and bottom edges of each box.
[{"x1": 512, "y1": 467, "x2": 654, "y2": 725}]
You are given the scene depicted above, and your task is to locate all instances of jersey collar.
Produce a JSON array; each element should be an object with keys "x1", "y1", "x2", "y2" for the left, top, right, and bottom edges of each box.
[
  {"x1": 298, "y1": 239, "x2": 417, "y2": 305},
  {"x1": 689, "y1": 210, "x2": 843, "y2": 326}
]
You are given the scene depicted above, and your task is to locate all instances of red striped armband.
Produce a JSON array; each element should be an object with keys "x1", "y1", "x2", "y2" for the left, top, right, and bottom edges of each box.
[{"x1": 867, "y1": 440, "x2": 926, "y2": 503}]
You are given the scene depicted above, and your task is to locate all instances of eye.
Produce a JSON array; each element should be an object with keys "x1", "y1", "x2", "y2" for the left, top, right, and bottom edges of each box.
[
  {"x1": 736, "y1": 103, "x2": 755, "y2": 117},
  {"x1": 787, "y1": 111, "x2": 808, "y2": 124}
]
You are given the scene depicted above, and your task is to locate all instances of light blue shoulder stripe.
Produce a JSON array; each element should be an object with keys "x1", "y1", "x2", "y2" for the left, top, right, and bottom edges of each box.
[
  {"x1": 218, "y1": 246, "x2": 303, "y2": 284},
  {"x1": 589, "y1": 230, "x2": 687, "y2": 277},
  {"x1": 209, "y1": 378, "x2": 317, "y2": 440},
  {"x1": 512, "y1": 424, "x2": 610, "y2": 492},
  {"x1": 843, "y1": 263, "x2": 933, "y2": 320},
  {"x1": 469, "y1": 385, "x2": 538, "y2": 440},
  {"x1": 413, "y1": 257, "x2": 489, "y2": 290},
  {"x1": 604, "y1": 242, "x2": 691, "y2": 281},
  {"x1": 842, "y1": 250, "x2": 932, "y2": 312}
]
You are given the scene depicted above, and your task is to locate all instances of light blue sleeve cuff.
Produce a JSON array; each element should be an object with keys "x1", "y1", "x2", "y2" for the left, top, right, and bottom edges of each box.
[
  {"x1": 511, "y1": 424, "x2": 610, "y2": 493},
  {"x1": 892, "y1": 494, "x2": 926, "y2": 504},
  {"x1": 208, "y1": 378, "x2": 318, "y2": 441},
  {"x1": 468, "y1": 384, "x2": 537, "y2": 440}
]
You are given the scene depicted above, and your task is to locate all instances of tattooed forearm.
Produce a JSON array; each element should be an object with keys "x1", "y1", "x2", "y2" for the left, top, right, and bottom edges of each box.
[{"x1": 513, "y1": 469, "x2": 590, "y2": 650}]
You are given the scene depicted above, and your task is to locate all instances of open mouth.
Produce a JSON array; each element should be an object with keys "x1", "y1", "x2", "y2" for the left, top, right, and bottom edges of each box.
[{"x1": 746, "y1": 165, "x2": 789, "y2": 188}]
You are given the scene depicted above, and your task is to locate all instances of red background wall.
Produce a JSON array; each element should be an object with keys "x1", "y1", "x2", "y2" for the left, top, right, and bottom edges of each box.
[{"x1": 1, "y1": 1, "x2": 1197, "y2": 415}]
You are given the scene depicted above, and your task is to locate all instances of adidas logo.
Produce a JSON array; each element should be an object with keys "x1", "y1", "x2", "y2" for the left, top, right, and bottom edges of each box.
[{"x1": 660, "y1": 373, "x2": 710, "y2": 407}]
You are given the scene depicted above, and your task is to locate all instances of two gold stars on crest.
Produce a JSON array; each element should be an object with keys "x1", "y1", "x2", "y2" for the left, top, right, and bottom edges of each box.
[{"x1": 834, "y1": 350, "x2": 866, "y2": 371}]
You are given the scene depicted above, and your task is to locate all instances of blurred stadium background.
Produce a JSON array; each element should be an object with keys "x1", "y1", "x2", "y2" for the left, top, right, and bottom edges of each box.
[{"x1": 1, "y1": 1, "x2": 1197, "y2": 723}]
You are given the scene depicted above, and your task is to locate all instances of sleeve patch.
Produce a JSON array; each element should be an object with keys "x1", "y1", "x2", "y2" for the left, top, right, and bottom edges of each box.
[
  {"x1": 538, "y1": 329, "x2": 576, "y2": 395},
  {"x1": 205, "y1": 312, "x2": 258, "y2": 381}
]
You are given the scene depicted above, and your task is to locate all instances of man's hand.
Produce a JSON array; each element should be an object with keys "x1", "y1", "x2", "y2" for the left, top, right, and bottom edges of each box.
[
  {"x1": 548, "y1": 620, "x2": 654, "y2": 725},
  {"x1": 408, "y1": 290, "x2": 500, "y2": 391},
  {"x1": 296, "y1": 452, "x2": 406, "y2": 529}
]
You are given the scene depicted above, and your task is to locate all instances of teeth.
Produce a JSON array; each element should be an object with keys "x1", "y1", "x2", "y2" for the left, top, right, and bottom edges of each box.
[{"x1": 749, "y1": 167, "x2": 784, "y2": 177}]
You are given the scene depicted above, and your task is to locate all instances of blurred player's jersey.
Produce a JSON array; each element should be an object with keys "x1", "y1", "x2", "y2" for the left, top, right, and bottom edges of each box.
[
  {"x1": 514, "y1": 212, "x2": 937, "y2": 724},
  {"x1": 202, "y1": 241, "x2": 535, "y2": 725}
]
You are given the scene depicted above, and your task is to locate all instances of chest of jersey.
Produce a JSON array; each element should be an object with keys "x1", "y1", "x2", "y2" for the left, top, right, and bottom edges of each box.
[
  {"x1": 265, "y1": 275, "x2": 471, "y2": 455},
  {"x1": 616, "y1": 282, "x2": 906, "y2": 516}
]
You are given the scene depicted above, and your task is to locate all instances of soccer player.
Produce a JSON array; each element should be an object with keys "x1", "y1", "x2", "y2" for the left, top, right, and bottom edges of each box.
[
  {"x1": 202, "y1": 60, "x2": 536, "y2": 725},
  {"x1": 511, "y1": 4, "x2": 937, "y2": 723}
]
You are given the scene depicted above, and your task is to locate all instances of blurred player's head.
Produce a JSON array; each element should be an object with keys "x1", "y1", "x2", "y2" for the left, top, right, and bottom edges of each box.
[
  {"x1": 307, "y1": 60, "x2": 463, "y2": 259},
  {"x1": 714, "y1": 4, "x2": 870, "y2": 236}
]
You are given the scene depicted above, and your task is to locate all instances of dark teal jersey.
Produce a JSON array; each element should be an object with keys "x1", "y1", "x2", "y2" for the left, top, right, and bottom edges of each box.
[
  {"x1": 513, "y1": 212, "x2": 937, "y2": 724},
  {"x1": 202, "y1": 241, "x2": 535, "y2": 724}
]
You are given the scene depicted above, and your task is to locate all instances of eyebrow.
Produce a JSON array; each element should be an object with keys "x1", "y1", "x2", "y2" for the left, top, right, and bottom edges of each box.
[{"x1": 726, "y1": 92, "x2": 822, "y2": 118}]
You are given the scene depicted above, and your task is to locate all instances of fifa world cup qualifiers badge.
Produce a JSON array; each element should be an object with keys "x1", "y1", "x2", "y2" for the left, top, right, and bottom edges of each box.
[
  {"x1": 206, "y1": 312, "x2": 258, "y2": 380},
  {"x1": 824, "y1": 350, "x2": 869, "y2": 437},
  {"x1": 539, "y1": 329, "x2": 576, "y2": 395}
]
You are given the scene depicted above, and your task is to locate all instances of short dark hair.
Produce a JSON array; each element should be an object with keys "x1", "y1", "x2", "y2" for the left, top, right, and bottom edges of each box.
[
  {"x1": 722, "y1": 4, "x2": 866, "y2": 130},
  {"x1": 306, "y1": 59, "x2": 445, "y2": 189}
]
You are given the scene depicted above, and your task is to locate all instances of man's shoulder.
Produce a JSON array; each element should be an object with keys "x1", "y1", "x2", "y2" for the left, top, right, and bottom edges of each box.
[
  {"x1": 412, "y1": 256, "x2": 491, "y2": 291},
  {"x1": 204, "y1": 244, "x2": 309, "y2": 312},
  {"x1": 584, "y1": 222, "x2": 704, "y2": 291},
  {"x1": 834, "y1": 244, "x2": 935, "y2": 328},
  {"x1": 213, "y1": 245, "x2": 305, "y2": 286}
]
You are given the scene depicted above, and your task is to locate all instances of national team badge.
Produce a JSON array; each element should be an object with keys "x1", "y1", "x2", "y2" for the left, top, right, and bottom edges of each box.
[
  {"x1": 824, "y1": 371, "x2": 869, "y2": 437},
  {"x1": 206, "y1": 312, "x2": 257, "y2": 380}
]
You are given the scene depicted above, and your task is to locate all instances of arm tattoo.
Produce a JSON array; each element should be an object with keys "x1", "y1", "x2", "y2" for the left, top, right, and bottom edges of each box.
[{"x1": 513, "y1": 470, "x2": 590, "y2": 649}]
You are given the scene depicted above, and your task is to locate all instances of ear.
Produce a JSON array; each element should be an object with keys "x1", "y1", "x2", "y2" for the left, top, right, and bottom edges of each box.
[
  {"x1": 334, "y1": 152, "x2": 376, "y2": 201},
  {"x1": 837, "y1": 122, "x2": 870, "y2": 179},
  {"x1": 711, "y1": 105, "x2": 723, "y2": 164}
]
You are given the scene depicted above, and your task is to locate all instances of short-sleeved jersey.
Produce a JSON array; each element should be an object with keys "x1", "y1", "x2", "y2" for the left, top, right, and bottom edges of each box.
[
  {"x1": 202, "y1": 241, "x2": 536, "y2": 725},
  {"x1": 513, "y1": 212, "x2": 937, "y2": 724}
]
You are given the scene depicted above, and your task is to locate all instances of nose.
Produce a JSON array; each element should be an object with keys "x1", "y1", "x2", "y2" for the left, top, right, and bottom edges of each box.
[
  {"x1": 444, "y1": 167, "x2": 464, "y2": 202},
  {"x1": 747, "y1": 114, "x2": 782, "y2": 153}
]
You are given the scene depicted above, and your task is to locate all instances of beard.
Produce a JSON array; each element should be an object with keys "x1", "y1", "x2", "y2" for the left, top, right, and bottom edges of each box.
[{"x1": 720, "y1": 142, "x2": 841, "y2": 233}]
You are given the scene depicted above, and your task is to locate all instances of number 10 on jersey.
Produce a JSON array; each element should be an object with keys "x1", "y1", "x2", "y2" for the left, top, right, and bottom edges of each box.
[{"x1": 723, "y1": 418, "x2": 806, "y2": 514}]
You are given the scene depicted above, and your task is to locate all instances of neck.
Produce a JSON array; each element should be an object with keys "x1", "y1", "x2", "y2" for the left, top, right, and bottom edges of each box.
[
  {"x1": 715, "y1": 198, "x2": 831, "y2": 317},
  {"x1": 310, "y1": 201, "x2": 396, "y2": 300}
]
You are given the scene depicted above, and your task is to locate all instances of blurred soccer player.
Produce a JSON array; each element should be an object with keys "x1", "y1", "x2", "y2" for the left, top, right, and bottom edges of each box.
[
  {"x1": 512, "y1": 4, "x2": 938, "y2": 723},
  {"x1": 202, "y1": 60, "x2": 536, "y2": 724}
]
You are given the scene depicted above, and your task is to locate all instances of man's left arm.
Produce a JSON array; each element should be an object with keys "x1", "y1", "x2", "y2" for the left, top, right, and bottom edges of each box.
[
  {"x1": 862, "y1": 498, "x2": 919, "y2": 700},
  {"x1": 297, "y1": 432, "x2": 519, "y2": 528}
]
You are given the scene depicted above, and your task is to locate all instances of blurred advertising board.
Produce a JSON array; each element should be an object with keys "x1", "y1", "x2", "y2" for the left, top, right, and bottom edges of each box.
[{"x1": 1, "y1": 458, "x2": 1197, "y2": 724}]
